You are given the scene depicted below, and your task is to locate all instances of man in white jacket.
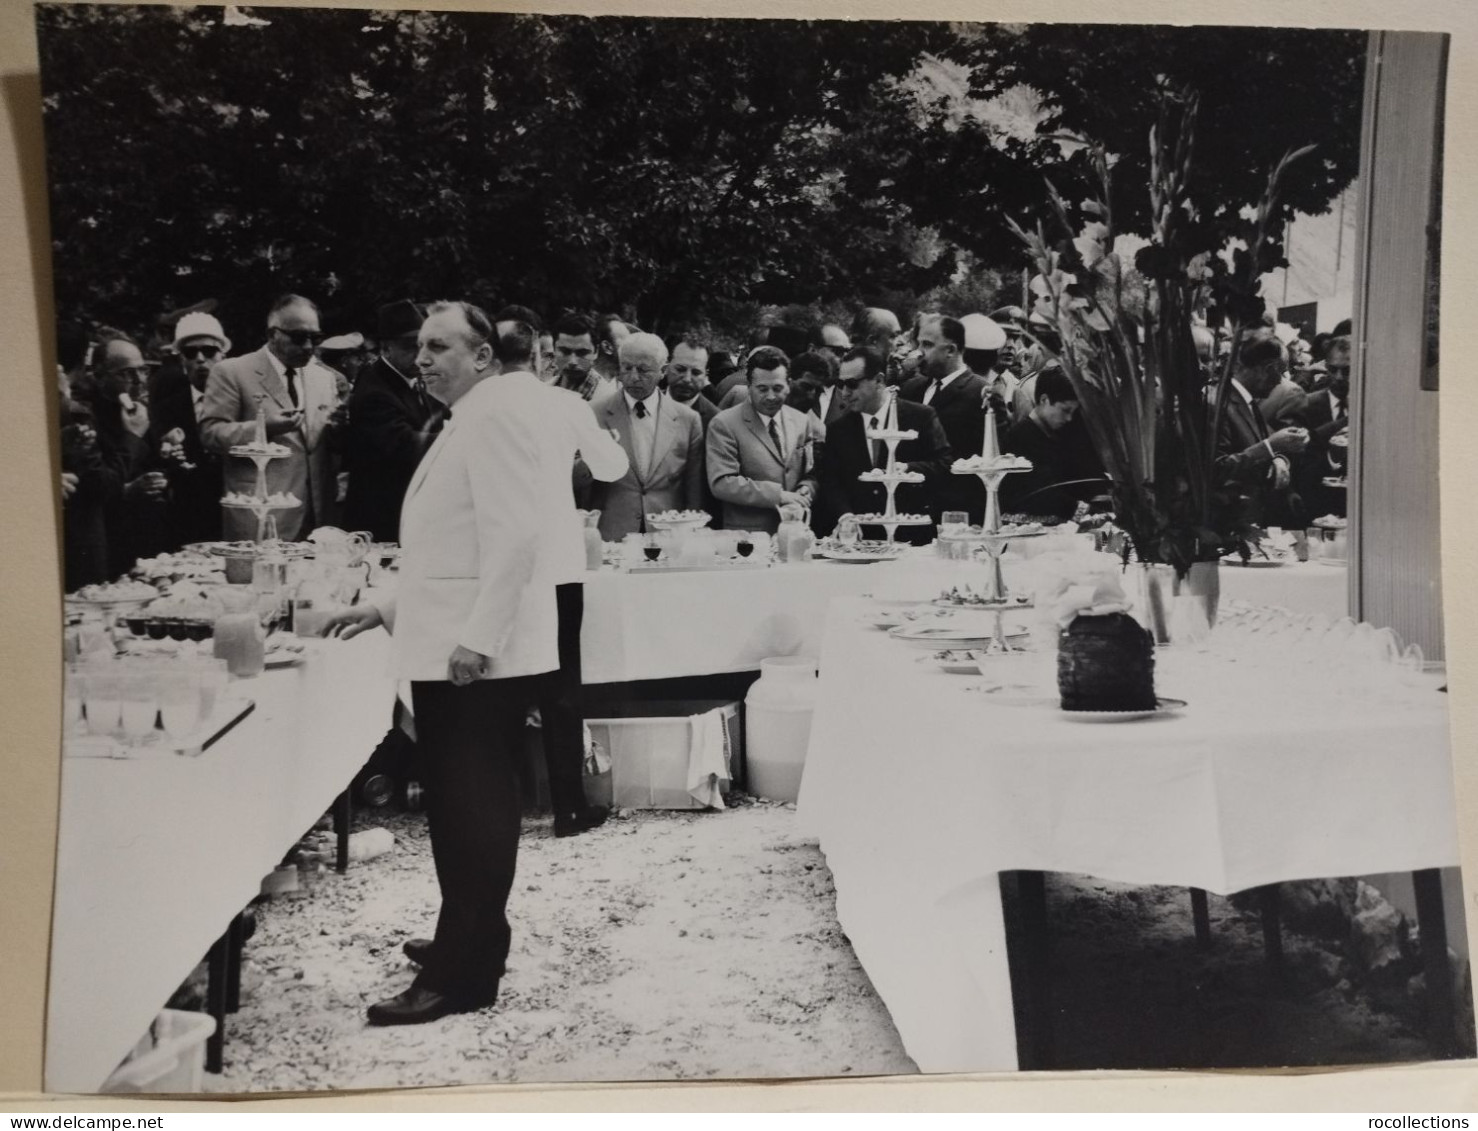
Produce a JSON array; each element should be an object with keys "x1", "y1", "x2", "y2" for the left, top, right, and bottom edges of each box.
[{"x1": 327, "y1": 300, "x2": 596, "y2": 1025}]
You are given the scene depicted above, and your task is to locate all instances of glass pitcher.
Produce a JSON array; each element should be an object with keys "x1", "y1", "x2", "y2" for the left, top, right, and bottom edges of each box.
[
  {"x1": 776, "y1": 503, "x2": 814, "y2": 564},
  {"x1": 580, "y1": 509, "x2": 604, "y2": 570}
]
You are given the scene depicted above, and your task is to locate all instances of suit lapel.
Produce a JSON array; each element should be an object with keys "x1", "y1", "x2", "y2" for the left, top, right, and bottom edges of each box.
[
  {"x1": 604, "y1": 397, "x2": 646, "y2": 489},
  {"x1": 255, "y1": 348, "x2": 293, "y2": 412},
  {"x1": 743, "y1": 403, "x2": 785, "y2": 467},
  {"x1": 405, "y1": 423, "x2": 453, "y2": 505}
]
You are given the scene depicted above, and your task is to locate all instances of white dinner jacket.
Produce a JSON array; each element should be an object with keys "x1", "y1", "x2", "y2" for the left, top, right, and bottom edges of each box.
[{"x1": 369, "y1": 372, "x2": 565, "y2": 681}]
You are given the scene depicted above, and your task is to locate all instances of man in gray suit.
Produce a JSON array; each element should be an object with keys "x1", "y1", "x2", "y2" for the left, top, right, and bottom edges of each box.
[
  {"x1": 706, "y1": 346, "x2": 825, "y2": 534},
  {"x1": 590, "y1": 332, "x2": 705, "y2": 542},
  {"x1": 199, "y1": 294, "x2": 342, "y2": 540}
]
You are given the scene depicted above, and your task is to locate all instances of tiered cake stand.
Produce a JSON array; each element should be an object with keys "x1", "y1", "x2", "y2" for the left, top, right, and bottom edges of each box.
[
  {"x1": 944, "y1": 408, "x2": 1036, "y2": 653},
  {"x1": 225, "y1": 399, "x2": 296, "y2": 543},
  {"x1": 859, "y1": 392, "x2": 934, "y2": 545}
]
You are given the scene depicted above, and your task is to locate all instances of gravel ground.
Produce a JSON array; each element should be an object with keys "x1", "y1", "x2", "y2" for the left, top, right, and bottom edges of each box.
[
  {"x1": 202, "y1": 799, "x2": 915, "y2": 1092},
  {"x1": 199, "y1": 801, "x2": 1457, "y2": 1093}
]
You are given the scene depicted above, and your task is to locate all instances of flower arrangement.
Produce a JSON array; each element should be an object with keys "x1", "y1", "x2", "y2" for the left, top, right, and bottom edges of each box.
[{"x1": 1007, "y1": 86, "x2": 1313, "y2": 579}]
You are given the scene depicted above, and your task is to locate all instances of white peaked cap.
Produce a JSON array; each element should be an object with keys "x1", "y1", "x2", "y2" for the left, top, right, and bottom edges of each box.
[{"x1": 960, "y1": 313, "x2": 1007, "y2": 351}]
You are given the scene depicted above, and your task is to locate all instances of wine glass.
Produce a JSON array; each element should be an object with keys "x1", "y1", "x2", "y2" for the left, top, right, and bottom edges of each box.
[{"x1": 197, "y1": 659, "x2": 229, "y2": 722}]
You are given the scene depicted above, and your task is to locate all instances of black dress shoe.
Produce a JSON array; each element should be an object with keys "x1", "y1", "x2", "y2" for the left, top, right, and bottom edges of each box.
[
  {"x1": 402, "y1": 937, "x2": 433, "y2": 966},
  {"x1": 554, "y1": 806, "x2": 609, "y2": 838},
  {"x1": 366, "y1": 983, "x2": 498, "y2": 1026}
]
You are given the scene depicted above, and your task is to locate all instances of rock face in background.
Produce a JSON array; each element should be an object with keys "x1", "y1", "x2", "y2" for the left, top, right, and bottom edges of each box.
[{"x1": 1349, "y1": 880, "x2": 1409, "y2": 974}]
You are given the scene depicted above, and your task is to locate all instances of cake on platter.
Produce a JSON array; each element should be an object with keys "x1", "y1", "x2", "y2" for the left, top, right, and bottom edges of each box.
[
  {"x1": 858, "y1": 468, "x2": 925, "y2": 484},
  {"x1": 863, "y1": 426, "x2": 918, "y2": 443},
  {"x1": 1057, "y1": 613, "x2": 1157, "y2": 712},
  {"x1": 951, "y1": 453, "x2": 1033, "y2": 474},
  {"x1": 229, "y1": 441, "x2": 292, "y2": 458}
]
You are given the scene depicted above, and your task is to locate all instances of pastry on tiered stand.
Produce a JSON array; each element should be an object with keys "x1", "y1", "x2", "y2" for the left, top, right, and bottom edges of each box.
[
  {"x1": 941, "y1": 408, "x2": 1039, "y2": 652},
  {"x1": 857, "y1": 389, "x2": 934, "y2": 545}
]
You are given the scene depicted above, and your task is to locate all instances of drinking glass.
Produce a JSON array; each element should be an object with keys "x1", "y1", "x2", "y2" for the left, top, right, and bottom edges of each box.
[
  {"x1": 197, "y1": 659, "x2": 229, "y2": 721},
  {"x1": 117, "y1": 671, "x2": 160, "y2": 754},
  {"x1": 63, "y1": 664, "x2": 84, "y2": 733},
  {"x1": 160, "y1": 668, "x2": 202, "y2": 750},
  {"x1": 941, "y1": 511, "x2": 968, "y2": 536},
  {"x1": 83, "y1": 668, "x2": 122, "y2": 738}
]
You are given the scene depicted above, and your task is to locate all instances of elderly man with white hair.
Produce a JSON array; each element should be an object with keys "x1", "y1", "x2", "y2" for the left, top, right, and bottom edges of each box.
[{"x1": 589, "y1": 331, "x2": 706, "y2": 541}]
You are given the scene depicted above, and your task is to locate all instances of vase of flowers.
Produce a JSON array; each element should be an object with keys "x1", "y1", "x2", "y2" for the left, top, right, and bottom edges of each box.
[{"x1": 1008, "y1": 85, "x2": 1314, "y2": 614}]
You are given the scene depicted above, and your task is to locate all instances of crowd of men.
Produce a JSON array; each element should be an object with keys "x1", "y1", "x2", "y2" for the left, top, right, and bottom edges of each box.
[
  {"x1": 51, "y1": 291, "x2": 1354, "y2": 1028},
  {"x1": 57, "y1": 292, "x2": 1351, "y2": 594}
]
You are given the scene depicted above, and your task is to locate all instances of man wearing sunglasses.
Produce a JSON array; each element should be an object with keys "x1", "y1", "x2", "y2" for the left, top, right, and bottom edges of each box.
[
  {"x1": 201, "y1": 293, "x2": 343, "y2": 540},
  {"x1": 148, "y1": 311, "x2": 232, "y2": 548}
]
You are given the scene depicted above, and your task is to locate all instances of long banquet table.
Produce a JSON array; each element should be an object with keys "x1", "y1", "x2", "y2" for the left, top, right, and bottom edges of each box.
[
  {"x1": 46, "y1": 630, "x2": 395, "y2": 1093},
  {"x1": 46, "y1": 545, "x2": 1354, "y2": 1089},
  {"x1": 795, "y1": 591, "x2": 1458, "y2": 1073},
  {"x1": 576, "y1": 550, "x2": 1348, "y2": 682}
]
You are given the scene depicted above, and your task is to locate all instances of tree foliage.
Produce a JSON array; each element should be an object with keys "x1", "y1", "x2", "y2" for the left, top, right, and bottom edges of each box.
[{"x1": 35, "y1": 6, "x2": 1363, "y2": 347}]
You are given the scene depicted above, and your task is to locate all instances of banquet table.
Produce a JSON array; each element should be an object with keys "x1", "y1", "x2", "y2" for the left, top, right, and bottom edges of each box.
[
  {"x1": 575, "y1": 546, "x2": 1349, "y2": 684},
  {"x1": 46, "y1": 630, "x2": 395, "y2": 1093},
  {"x1": 796, "y1": 593, "x2": 1457, "y2": 1073}
]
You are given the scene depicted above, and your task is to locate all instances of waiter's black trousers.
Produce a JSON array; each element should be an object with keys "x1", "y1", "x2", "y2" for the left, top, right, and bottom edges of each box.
[
  {"x1": 410, "y1": 674, "x2": 536, "y2": 999},
  {"x1": 537, "y1": 582, "x2": 589, "y2": 815}
]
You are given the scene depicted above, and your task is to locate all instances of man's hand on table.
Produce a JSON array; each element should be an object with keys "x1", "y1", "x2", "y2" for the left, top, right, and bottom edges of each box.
[
  {"x1": 324, "y1": 604, "x2": 384, "y2": 640},
  {"x1": 448, "y1": 644, "x2": 490, "y2": 686}
]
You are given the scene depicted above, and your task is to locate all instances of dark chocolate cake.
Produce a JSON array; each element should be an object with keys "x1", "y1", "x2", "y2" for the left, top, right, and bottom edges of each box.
[{"x1": 1057, "y1": 612, "x2": 1157, "y2": 712}]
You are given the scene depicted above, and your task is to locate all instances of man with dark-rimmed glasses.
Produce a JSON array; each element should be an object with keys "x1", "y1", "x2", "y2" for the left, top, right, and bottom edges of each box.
[
  {"x1": 200, "y1": 293, "x2": 344, "y2": 539},
  {"x1": 148, "y1": 311, "x2": 233, "y2": 548}
]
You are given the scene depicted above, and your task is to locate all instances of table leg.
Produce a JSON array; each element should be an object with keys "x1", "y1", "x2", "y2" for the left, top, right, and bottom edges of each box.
[
  {"x1": 1257, "y1": 884, "x2": 1283, "y2": 969},
  {"x1": 1190, "y1": 889, "x2": 1212, "y2": 949},
  {"x1": 226, "y1": 911, "x2": 245, "y2": 1013},
  {"x1": 333, "y1": 788, "x2": 352, "y2": 874},
  {"x1": 1412, "y1": 867, "x2": 1457, "y2": 1058},
  {"x1": 1013, "y1": 870, "x2": 1055, "y2": 1070},
  {"x1": 205, "y1": 926, "x2": 230, "y2": 1074}
]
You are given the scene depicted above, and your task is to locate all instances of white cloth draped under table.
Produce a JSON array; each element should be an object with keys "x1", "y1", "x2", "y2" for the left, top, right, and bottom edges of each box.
[
  {"x1": 796, "y1": 597, "x2": 1457, "y2": 1074},
  {"x1": 46, "y1": 631, "x2": 395, "y2": 1093}
]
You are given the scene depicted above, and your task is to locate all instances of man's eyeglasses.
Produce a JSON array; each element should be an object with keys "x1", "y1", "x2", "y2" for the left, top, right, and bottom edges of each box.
[
  {"x1": 179, "y1": 345, "x2": 223, "y2": 361},
  {"x1": 620, "y1": 365, "x2": 662, "y2": 378},
  {"x1": 839, "y1": 377, "x2": 866, "y2": 391},
  {"x1": 272, "y1": 327, "x2": 325, "y2": 347}
]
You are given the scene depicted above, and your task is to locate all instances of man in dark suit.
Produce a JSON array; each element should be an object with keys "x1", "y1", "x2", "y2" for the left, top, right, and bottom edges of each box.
[
  {"x1": 1290, "y1": 335, "x2": 1351, "y2": 522},
  {"x1": 815, "y1": 347, "x2": 950, "y2": 544},
  {"x1": 662, "y1": 336, "x2": 718, "y2": 431},
  {"x1": 899, "y1": 314, "x2": 992, "y2": 523},
  {"x1": 1001, "y1": 364, "x2": 1090, "y2": 521},
  {"x1": 144, "y1": 312, "x2": 232, "y2": 551},
  {"x1": 1214, "y1": 333, "x2": 1310, "y2": 527},
  {"x1": 343, "y1": 300, "x2": 443, "y2": 543}
]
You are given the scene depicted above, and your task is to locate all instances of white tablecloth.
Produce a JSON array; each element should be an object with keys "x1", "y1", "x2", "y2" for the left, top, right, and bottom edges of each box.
[
  {"x1": 577, "y1": 549, "x2": 1349, "y2": 684},
  {"x1": 796, "y1": 596, "x2": 1456, "y2": 1074},
  {"x1": 46, "y1": 632, "x2": 395, "y2": 1093},
  {"x1": 1219, "y1": 559, "x2": 1348, "y2": 619}
]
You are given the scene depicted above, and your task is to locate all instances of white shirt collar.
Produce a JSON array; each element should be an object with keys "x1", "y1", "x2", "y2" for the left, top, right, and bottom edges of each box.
[
  {"x1": 935, "y1": 365, "x2": 968, "y2": 388},
  {"x1": 264, "y1": 348, "x2": 294, "y2": 380},
  {"x1": 624, "y1": 389, "x2": 660, "y2": 414},
  {"x1": 1230, "y1": 378, "x2": 1255, "y2": 406},
  {"x1": 385, "y1": 359, "x2": 417, "y2": 387}
]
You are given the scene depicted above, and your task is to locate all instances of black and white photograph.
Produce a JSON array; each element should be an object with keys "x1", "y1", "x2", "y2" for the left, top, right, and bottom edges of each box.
[{"x1": 34, "y1": 2, "x2": 1468, "y2": 1095}]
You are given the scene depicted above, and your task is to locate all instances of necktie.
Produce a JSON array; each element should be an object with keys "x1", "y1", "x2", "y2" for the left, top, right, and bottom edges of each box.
[
  {"x1": 413, "y1": 375, "x2": 429, "y2": 413},
  {"x1": 926, "y1": 378, "x2": 943, "y2": 405},
  {"x1": 869, "y1": 416, "x2": 883, "y2": 467},
  {"x1": 285, "y1": 366, "x2": 300, "y2": 408},
  {"x1": 1251, "y1": 400, "x2": 1269, "y2": 441},
  {"x1": 768, "y1": 417, "x2": 781, "y2": 458},
  {"x1": 634, "y1": 400, "x2": 648, "y2": 419}
]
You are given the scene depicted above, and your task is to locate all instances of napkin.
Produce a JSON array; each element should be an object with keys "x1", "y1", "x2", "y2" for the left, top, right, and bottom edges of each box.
[
  {"x1": 687, "y1": 707, "x2": 730, "y2": 810},
  {"x1": 1046, "y1": 570, "x2": 1133, "y2": 629}
]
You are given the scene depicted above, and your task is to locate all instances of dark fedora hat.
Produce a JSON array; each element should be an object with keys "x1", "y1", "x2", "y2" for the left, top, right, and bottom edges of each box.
[{"x1": 377, "y1": 299, "x2": 426, "y2": 341}]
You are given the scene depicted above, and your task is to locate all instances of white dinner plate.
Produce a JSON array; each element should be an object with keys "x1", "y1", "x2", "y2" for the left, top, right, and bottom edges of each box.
[{"x1": 916, "y1": 651, "x2": 985, "y2": 675}]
